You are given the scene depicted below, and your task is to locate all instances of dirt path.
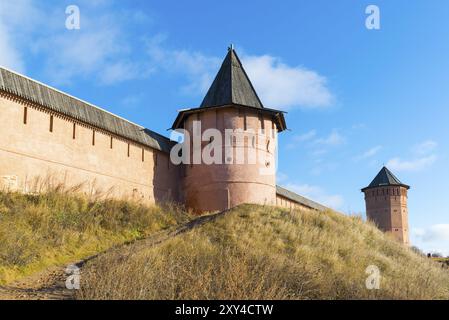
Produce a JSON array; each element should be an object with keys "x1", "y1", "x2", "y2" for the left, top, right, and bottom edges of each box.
[{"x1": 0, "y1": 209, "x2": 230, "y2": 300}]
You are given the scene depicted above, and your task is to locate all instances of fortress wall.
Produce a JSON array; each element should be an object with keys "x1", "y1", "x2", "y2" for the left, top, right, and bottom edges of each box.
[
  {"x1": 0, "y1": 94, "x2": 180, "y2": 204},
  {"x1": 275, "y1": 194, "x2": 318, "y2": 212}
]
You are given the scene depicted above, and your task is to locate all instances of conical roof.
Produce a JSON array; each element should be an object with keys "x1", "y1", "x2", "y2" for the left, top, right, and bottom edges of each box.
[
  {"x1": 362, "y1": 167, "x2": 410, "y2": 191},
  {"x1": 200, "y1": 48, "x2": 263, "y2": 109}
]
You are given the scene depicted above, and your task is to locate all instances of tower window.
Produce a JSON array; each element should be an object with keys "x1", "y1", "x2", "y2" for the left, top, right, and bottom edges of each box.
[
  {"x1": 127, "y1": 143, "x2": 130, "y2": 157},
  {"x1": 110, "y1": 136, "x2": 113, "y2": 149},
  {"x1": 49, "y1": 115, "x2": 54, "y2": 132},
  {"x1": 92, "y1": 130, "x2": 95, "y2": 146},
  {"x1": 72, "y1": 123, "x2": 76, "y2": 139},
  {"x1": 142, "y1": 148, "x2": 145, "y2": 162},
  {"x1": 23, "y1": 107, "x2": 28, "y2": 124}
]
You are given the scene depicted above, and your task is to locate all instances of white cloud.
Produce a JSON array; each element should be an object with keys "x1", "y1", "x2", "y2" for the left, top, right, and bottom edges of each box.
[
  {"x1": 146, "y1": 38, "x2": 334, "y2": 108},
  {"x1": 413, "y1": 140, "x2": 437, "y2": 155},
  {"x1": 0, "y1": 22, "x2": 25, "y2": 72},
  {"x1": 414, "y1": 224, "x2": 449, "y2": 242},
  {"x1": 387, "y1": 155, "x2": 436, "y2": 172},
  {"x1": 387, "y1": 140, "x2": 438, "y2": 172},
  {"x1": 242, "y1": 55, "x2": 334, "y2": 110},
  {"x1": 146, "y1": 35, "x2": 221, "y2": 94},
  {"x1": 284, "y1": 183, "x2": 344, "y2": 210},
  {"x1": 315, "y1": 130, "x2": 345, "y2": 147},
  {"x1": 355, "y1": 145, "x2": 382, "y2": 161},
  {"x1": 293, "y1": 130, "x2": 317, "y2": 143},
  {"x1": 99, "y1": 61, "x2": 143, "y2": 85},
  {"x1": 412, "y1": 225, "x2": 449, "y2": 256},
  {"x1": 34, "y1": 14, "x2": 136, "y2": 85},
  {"x1": 0, "y1": 0, "x2": 39, "y2": 72}
]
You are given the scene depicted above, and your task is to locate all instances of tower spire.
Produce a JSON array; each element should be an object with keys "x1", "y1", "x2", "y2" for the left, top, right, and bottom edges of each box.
[{"x1": 200, "y1": 47, "x2": 263, "y2": 109}]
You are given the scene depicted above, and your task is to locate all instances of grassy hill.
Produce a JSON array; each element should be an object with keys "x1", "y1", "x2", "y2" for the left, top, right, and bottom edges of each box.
[
  {"x1": 77, "y1": 204, "x2": 449, "y2": 300},
  {"x1": 0, "y1": 191, "x2": 191, "y2": 284}
]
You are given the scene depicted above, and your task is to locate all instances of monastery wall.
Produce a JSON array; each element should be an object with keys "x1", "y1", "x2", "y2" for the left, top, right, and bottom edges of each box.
[{"x1": 0, "y1": 94, "x2": 180, "y2": 204}]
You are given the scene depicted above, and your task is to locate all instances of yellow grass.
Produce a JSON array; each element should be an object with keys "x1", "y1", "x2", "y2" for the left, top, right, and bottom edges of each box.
[
  {"x1": 0, "y1": 190, "x2": 191, "y2": 284},
  {"x1": 77, "y1": 204, "x2": 449, "y2": 300}
]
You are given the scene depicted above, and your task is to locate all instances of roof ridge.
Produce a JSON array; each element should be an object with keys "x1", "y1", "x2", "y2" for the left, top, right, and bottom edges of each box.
[
  {"x1": 0, "y1": 65, "x2": 145, "y2": 130},
  {"x1": 0, "y1": 66, "x2": 173, "y2": 153}
]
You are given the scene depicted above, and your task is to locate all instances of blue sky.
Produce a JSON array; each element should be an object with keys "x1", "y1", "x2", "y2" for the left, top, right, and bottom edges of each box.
[{"x1": 0, "y1": 0, "x2": 448, "y2": 255}]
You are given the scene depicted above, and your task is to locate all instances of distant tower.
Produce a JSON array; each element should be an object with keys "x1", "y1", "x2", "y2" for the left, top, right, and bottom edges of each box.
[
  {"x1": 172, "y1": 47, "x2": 287, "y2": 212},
  {"x1": 362, "y1": 167, "x2": 410, "y2": 245}
]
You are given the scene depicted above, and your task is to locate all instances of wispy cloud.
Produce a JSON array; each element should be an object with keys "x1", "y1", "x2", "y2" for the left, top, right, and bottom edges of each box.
[
  {"x1": 293, "y1": 130, "x2": 317, "y2": 143},
  {"x1": 413, "y1": 140, "x2": 437, "y2": 155},
  {"x1": 146, "y1": 37, "x2": 335, "y2": 108},
  {"x1": 146, "y1": 35, "x2": 221, "y2": 95},
  {"x1": 386, "y1": 139, "x2": 438, "y2": 172},
  {"x1": 315, "y1": 130, "x2": 345, "y2": 147},
  {"x1": 355, "y1": 145, "x2": 382, "y2": 161},
  {"x1": 387, "y1": 155, "x2": 437, "y2": 172},
  {"x1": 283, "y1": 182, "x2": 344, "y2": 210},
  {"x1": 0, "y1": 22, "x2": 24, "y2": 72},
  {"x1": 413, "y1": 224, "x2": 449, "y2": 242}
]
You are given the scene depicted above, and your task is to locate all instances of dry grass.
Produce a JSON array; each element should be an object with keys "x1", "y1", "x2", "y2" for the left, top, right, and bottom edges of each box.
[
  {"x1": 0, "y1": 190, "x2": 191, "y2": 285},
  {"x1": 78, "y1": 204, "x2": 449, "y2": 300}
]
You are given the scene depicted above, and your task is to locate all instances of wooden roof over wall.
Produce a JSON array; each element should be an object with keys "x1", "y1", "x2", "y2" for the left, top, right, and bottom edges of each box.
[
  {"x1": 0, "y1": 67, "x2": 173, "y2": 153},
  {"x1": 276, "y1": 185, "x2": 330, "y2": 212}
]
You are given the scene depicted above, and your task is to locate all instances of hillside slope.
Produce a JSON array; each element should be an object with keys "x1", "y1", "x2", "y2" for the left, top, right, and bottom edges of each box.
[
  {"x1": 77, "y1": 204, "x2": 449, "y2": 300},
  {"x1": 0, "y1": 191, "x2": 191, "y2": 285}
]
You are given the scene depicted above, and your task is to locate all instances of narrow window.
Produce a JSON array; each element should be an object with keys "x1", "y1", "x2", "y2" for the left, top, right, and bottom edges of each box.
[
  {"x1": 243, "y1": 112, "x2": 247, "y2": 131},
  {"x1": 142, "y1": 148, "x2": 145, "y2": 162},
  {"x1": 49, "y1": 115, "x2": 54, "y2": 132},
  {"x1": 72, "y1": 123, "x2": 76, "y2": 139},
  {"x1": 266, "y1": 139, "x2": 270, "y2": 152},
  {"x1": 23, "y1": 107, "x2": 28, "y2": 124},
  {"x1": 110, "y1": 136, "x2": 113, "y2": 149},
  {"x1": 127, "y1": 143, "x2": 130, "y2": 157},
  {"x1": 92, "y1": 130, "x2": 95, "y2": 146}
]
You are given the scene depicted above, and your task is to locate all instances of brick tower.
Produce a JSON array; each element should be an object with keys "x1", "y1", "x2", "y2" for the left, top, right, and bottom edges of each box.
[
  {"x1": 172, "y1": 47, "x2": 287, "y2": 212},
  {"x1": 362, "y1": 167, "x2": 410, "y2": 245}
]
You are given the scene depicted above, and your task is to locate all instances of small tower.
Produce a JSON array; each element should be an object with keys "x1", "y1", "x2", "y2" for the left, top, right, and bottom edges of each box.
[
  {"x1": 172, "y1": 47, "x2": 287, "y2": 212},
  {"x1": 362, "y1": 167, "x2": 410, "y2": 245}
]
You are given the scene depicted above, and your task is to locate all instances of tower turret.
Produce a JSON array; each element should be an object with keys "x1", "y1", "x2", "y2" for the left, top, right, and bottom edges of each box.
[
  {"x1": 172, "y1": 47, "x2": 286, "y2": 212},
  {"x1": 362, "y1": 167, "x2": 410, "y2": 245}
]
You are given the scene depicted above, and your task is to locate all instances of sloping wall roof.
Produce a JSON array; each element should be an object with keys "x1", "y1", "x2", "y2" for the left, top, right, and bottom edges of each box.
[
  {"x1": 276, "y1": 185, "x2": 330, "y2": 212},
  {"x1": 0, "y1": 67, "x2": 173, "y2": 153}
]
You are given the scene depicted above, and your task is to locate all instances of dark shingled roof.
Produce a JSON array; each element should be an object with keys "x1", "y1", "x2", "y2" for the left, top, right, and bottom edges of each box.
[
  {"x1": 361, "y1": 167, "x2": 410, "y2": 192},
  {"x1": 0, "y1": 67, "x2": 173, "y2": 153},
  {"x1": 276, "y1": 185, "x2": 330, "y2": 212},
  {"x1": 200, "y1": 48, "x2": 263, "y2": 109},
  {"x1": 172, "y1": 48, "x2": 287, "y2": 132}
]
